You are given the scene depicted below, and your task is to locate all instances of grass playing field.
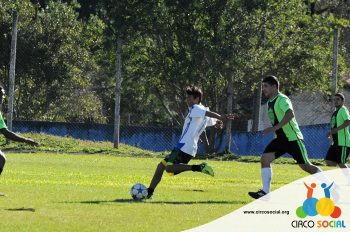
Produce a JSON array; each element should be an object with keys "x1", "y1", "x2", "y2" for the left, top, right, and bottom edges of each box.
[{"x1": 0, "y1": 150, "x2": 326, "y2": 232}]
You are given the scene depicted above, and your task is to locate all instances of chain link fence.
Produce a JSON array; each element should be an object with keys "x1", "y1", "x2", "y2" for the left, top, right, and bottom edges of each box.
[
  {"x1": 234, "y1": 124, "x2": 332, "y2": 159},
  {"x1": 11, "y1": 120, "x2": 333, "y2": 159}
]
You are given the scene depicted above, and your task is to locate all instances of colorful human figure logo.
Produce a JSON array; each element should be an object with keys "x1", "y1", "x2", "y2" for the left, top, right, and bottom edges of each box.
[{"x1": 296, "y1": 182, "x2": 341, "y2": 219}]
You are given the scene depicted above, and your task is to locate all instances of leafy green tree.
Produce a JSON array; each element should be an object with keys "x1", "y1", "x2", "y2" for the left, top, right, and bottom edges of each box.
[{"x1": 0, "y1": 0, "x2": 107, "y2": 123}]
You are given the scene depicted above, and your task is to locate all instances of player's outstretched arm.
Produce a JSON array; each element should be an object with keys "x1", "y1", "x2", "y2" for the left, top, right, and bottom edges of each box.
[
  {"x1": 0, "y1": 128, "x2": 39, "y2": 146},
  {"x1": 205, "y1": 111, "x2": 235, "y2": 121}
]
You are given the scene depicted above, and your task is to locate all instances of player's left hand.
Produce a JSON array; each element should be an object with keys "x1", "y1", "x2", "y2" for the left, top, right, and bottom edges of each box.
[
  {"x1": 215, "y1": 120, "x2": 224, "y2": 129},
  {"x1": 263, "y1": 127, "x2": 276, "y2": 135}
]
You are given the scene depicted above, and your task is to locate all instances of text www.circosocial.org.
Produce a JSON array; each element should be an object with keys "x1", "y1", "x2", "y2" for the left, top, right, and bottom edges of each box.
[{"x1": 243, "y1": 210, "x2": 290, "y2": 215}]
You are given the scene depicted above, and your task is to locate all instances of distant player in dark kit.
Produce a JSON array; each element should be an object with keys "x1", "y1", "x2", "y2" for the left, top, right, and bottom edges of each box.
[
  {"x1": 0, "y1": 86, "x2": 39, "y2": 195},
  {"x1": 147, "y1": 86, "x2": 235, "y2": 199},
  {"x1": 325, "y1": 93, "x2": 350, "y2": 184},
  {"x1": 248, "y1": 75, "x2": 324, "y2": 199}
]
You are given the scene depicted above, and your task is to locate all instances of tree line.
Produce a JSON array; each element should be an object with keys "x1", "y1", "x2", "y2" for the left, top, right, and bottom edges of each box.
[{"x1": 0, "y1": 0, "x2": 349, "y2": 130}]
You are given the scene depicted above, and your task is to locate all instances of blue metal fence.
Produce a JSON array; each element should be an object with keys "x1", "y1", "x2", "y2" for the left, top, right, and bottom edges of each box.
[
  {"x1": 12, "y1": 121, "x2": 332, "y2": 159},
  {"x1": 226, "y1": 124, "x2": 331, "y2": 159}
]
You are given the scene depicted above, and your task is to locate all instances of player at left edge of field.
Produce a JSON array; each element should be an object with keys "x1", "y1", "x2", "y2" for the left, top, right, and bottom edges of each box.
[{"x1": 0, "y1": 86, "x2": 39, "y2": 195}]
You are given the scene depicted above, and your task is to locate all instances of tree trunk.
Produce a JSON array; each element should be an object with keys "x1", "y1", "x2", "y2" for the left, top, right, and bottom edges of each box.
[
  {"x1": 252, "y1": 80, "x2": 262, "y2": 131},
  {"x1": 7, "y1": 10, "x2": 18, "y2": 133},
  {"x1": 331, "y1": 28, "x2": 339, "y2": 108},
  {"x1": 225, "y1": 71, "x2": 234, "y2": 152},
  {"x1": 113, "y1": 37, "x2": 123, "y2": 148}
]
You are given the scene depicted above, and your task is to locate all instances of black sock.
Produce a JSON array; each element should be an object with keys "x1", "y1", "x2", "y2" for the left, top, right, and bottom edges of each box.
[
  {"x1": 0, "y1": 168, "x2": 2, "y2": 175},
  {"x1": 191, "y1": 165, "x2": 201, "y2": 172}
]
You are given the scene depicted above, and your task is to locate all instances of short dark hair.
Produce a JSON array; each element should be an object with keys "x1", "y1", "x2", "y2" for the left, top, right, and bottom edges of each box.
[
  {"x1": 262, "y1": 75, "x2": 279, "y2": 88},
  {"x1": 335, "y1": 93, "x2": 345, "y2": 101},
  {"x1": 186, "y1": 86, "x2": 202, "y2": 103}
]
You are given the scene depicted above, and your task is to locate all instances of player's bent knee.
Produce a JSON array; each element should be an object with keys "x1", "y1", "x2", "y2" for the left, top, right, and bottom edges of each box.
[
  {"x1": 261, "y1": 158, "x2": 269, "y2": 165},
  {"x1": 165, "y1": 165, "x2": 173, "y2": 173},
  {"x1": 261, "y1": 154, "x2": 273, "y2": 167}
]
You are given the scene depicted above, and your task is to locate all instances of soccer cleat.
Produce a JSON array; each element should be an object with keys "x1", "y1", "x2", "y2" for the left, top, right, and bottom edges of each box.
[
  {"x1": 146, "y1": 193, "x2": 153, "y2": 199},
  {"x1": 248, "y1": 189, "x2": 267, "y2": 199},
  {"x1": 200, "y1": 162, "x2": 214, "y2": 177},
  {"x1": 146, "y1": 188, "x2": 153, "y2": 199}
]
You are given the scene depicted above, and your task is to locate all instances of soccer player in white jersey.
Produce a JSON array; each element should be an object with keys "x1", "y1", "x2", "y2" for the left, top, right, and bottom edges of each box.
[{"x1": 146, "y1": 86, "x2": 235, "y2": 199}]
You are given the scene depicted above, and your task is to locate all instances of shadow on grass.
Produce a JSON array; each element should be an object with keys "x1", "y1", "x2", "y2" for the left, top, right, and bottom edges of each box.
[
  {"x1": 183, "y1": 189, "x2": 205, "y2": 192},
  {"x1": 62, "y1": 199, "x2": 246, "y2": 205},
  {"x1": 5, "y1": 207, "x2": 35, "y2": 212}
]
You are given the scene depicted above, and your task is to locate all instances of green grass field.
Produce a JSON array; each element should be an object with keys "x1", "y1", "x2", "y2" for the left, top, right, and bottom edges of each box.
[
  {"x1": 0, "y1": 151, "x2": 326, "y2": 232},
  {"x1": 0, "y1": 133, "x2": 339, "y2": 231}
]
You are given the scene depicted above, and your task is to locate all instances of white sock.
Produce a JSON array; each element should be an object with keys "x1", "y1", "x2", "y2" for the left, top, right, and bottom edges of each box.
[{"x1": 261, "y1": 168, "x2": 272, "y2": 193}]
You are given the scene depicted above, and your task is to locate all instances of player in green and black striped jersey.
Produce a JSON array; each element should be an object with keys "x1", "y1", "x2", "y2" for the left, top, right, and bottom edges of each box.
[
  {"x1": 325, "y1": 93, "x2": 350, "y2": 184},
  {"x1": 248, "y1": 75, "x2": 324, "y2": 199}
]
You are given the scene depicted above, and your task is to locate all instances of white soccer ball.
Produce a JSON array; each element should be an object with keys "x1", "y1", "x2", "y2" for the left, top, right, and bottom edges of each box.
[{"x1": 130, "y1": 183, "x2": 148, "y2": 200}]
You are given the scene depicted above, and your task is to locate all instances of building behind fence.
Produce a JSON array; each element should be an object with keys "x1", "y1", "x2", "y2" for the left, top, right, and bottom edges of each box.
[{"x1": 12, "y1": 120, "x2": 331, "y2": 159}]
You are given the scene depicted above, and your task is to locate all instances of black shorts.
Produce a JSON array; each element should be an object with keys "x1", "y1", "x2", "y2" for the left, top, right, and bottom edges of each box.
[
  {"x1": 161, "y1": 148, "x2": 192, "y2": 166},
  {"x1": 264, "y1": 137, "x2": 309, "y2": 164},
  {"x1": 325, "y1": 145, "x2": 350, "y2": 164}
]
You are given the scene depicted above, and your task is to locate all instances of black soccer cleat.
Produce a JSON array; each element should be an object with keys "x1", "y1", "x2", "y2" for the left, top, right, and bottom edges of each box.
[
  {"x1": 146, "y1": 188, "x2": 154, "y2": 199},
  {"x1": 248, "y1": 189, "x2": 267, "y2": 199}
]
